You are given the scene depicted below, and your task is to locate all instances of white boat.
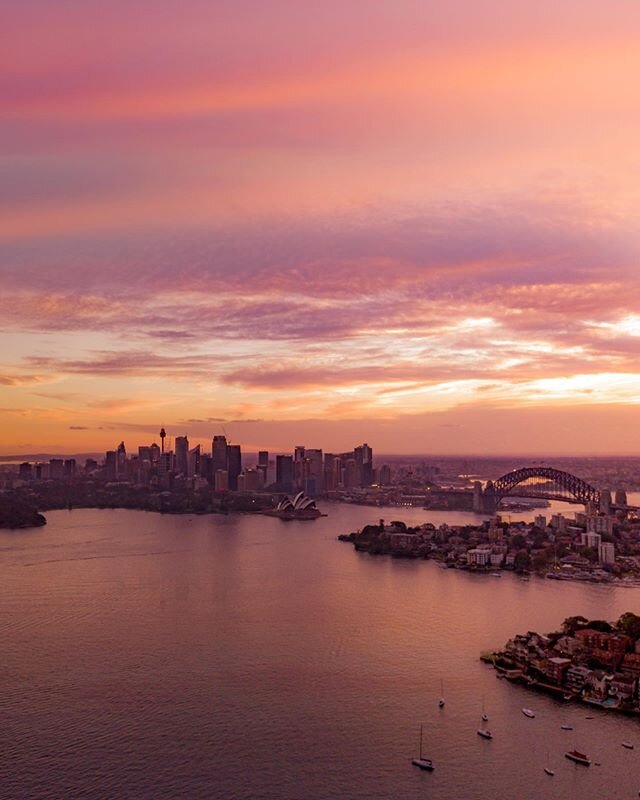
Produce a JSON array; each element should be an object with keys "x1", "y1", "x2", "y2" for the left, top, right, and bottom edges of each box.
[
  {"x1": 544, "y1": 748, "x2": 555, "y2": 775},
  {"x1": 623, "y1": 742, "x2": 634, "y2": 750},
  {"x1": 491, "y1": 572, "x2": 502, "y2": 577},
  {"x1": 522, "y1": 708, "x2": 535, "y2": 718},
  {"x1": 477, "y1": 729, "x2": 493, "y2": 739},
  {"x1": 561, "y1": 724, "x2": 573, "y2": 731},
  {"x1": 481, "y1": 696, "x2": 488, "y2": 722},
  {"x1": 411, "y1": 724, "x2": 434, "y2": 771}
]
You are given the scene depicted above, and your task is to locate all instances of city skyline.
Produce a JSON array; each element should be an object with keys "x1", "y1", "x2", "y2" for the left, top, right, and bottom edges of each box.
[{"x1": 3, "y1": 2, "x2": 640, "y2": 454}]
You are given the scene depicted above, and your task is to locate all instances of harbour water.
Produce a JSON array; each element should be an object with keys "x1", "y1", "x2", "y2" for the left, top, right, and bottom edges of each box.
[{"x1": 2, "y1": 502, "x2": 640, "y2": 799}]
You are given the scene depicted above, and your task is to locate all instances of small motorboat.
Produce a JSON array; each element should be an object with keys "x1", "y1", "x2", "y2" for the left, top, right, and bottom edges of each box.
[
  {"x1": 411, "y1": 724, "x2": 434, "y2": 771},
  {"x1": 623, "y1": 742, "x2": 634, "y2": 750},
  {"x1": 544, "y1": 767, "x2": 555, "y2": 776},
  {"x1": 522, "y1": 708, "x2": 535, "y2": 718},
  {"x1": 491, "y1": 572, "x2": 502, "y2": 577},
  {"x1": 482, "y1": 713, "x2": 489, "y2": 722},
  {"x1": 561, "y1": 724, "x2": 573, "y2": 731},
  {"x1": 477, "y1": 729, "x2": 493, "y2": 740},
  {"x1": 565, "y1": 749, "x2": 591, "y2": 766},
  {"x1": 438, "y1": 679, "x2": 445, "y2": 708}
]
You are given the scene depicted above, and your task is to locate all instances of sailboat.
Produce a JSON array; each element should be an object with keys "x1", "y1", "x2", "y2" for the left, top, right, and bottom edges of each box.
[
  {"x1": 438, "y1": 679, "x2": 445, "y2": 708},
  {"x1": 481, "y1": 696, "x2": 488, "y2": 722},
  {"x1": 411, "y1": 724, "x2": 434, "y2": 771}
]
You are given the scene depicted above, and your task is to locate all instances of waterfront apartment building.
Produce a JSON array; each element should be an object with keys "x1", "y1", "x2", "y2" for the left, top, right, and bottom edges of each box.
[{"x1": 599, "y1": 541, "x2": 616, "y2": 565}]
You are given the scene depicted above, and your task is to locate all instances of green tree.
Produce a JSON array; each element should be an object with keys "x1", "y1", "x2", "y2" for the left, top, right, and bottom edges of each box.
[
  {"x1": 562, "y1": 615, "x2": 589, "y2": 635},
  {"x1": 511, "y1": 533, "x2": 527, "y2": 550},
  {"x1": 514, "y1": 549, "x2": 531, "y2": 573},
  {"x1": 617, "y1": 612, "x2": 640, "y2": 641}
]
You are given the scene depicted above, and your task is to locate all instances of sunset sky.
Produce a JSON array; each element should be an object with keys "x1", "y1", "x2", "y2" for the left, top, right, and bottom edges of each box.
[{"x1": 2, "y1": 1, "x2": 640, "y2": 455}]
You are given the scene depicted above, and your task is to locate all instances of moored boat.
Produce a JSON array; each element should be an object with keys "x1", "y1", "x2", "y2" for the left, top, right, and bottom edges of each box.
[
  {"x1": 411, "y1": 724, "x2": 434, "y2": 771},
  {"x1": 623, "y1": 742, "x2": 634, "y2": 750},
  {"x1": 477, "y1": 729, "x2": 493, "y2": 739},
  {"x1": 565, "y1": 749, "x2": 591, "y2": 766},
  {"x1": 561, "y1": 724, "x2": 573, "y2": 731},
  {"x1": 544, "y1": 767, "x2": 555, "y2": 776},
  {"x1": 522, "y1": 708, "x2": 535, "y2": 718}
]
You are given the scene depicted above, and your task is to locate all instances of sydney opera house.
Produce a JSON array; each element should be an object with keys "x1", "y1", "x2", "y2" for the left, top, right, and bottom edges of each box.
[{"x1": 264, "y1": 492, "x2": 324, "y2": 520}]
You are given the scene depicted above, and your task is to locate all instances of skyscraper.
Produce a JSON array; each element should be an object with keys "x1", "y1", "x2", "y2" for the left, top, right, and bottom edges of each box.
[
  {"x1": 188, "y1": 444, "x2": 200, "y2": 478},
  {"x1": 354, "y1": 443, "x2": 373, "y2": 487},
  {"x1": 116, "y1": 441, "x2": 127, "y2": 475},
  {"x1": 212, "y1": 436, "x2": 228, "y2": 473},
  {"x1": 276, "y1": 455, "x2": 294, "y2": 493},
  {"x1": 304, "y1": 448, "x2": 323, "y2": 495},
  {"x1": 227, "y1": 444, "x2": 242, "y2": 491},
  {"x1": 175, "y1": 435, "x2": 189, "y2": 475}
]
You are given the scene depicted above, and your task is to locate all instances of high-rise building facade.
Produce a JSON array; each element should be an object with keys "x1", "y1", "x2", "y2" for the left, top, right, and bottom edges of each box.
[
  {"x1": 276, "y1": 455, "x2": 294, "y2": 493},
  {"x1": 227, "y1": 445, "x2": 242, "y2": 491},
  {"x1": 212, "y1": 436, "x2": 228, "y2": 473},
  {"x1": 175, "y1": 435, "x2": 189, "y2": 475}
]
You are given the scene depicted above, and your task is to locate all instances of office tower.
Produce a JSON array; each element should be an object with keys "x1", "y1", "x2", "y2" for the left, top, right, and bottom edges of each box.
[
  {"x1": 276, "y1": 455, "x2": 294, "y2": 493},
  {"x1": 304, "y1": 448, "x2": 323, "y2": 495},
  {"x1": 323, "y1": 453, "x2": 338, "y2": 491},
  {"x1": 175, "y1": 435, "x2": 189, "y2": 475},
  {"x1": 215, "y1": 469, "x2": 229, "y2": 492},
  {"x1": 116, "y1": 441, "x2": 127, "y2": 475},
  {"x1": 35, "y1": 462, "x2": 50, "y2": 480},
  {"x1": 85, "y1": 458, "x2": 98, "y2": 473},
  {"x1": 212, "y1": 435, "x2": 228, "y2": 473},
  {"x1": 258, "y1": 451, "x2": 269, "y2": 467},
  {"x1": 49, "y1": 458, "x2": 64, "y2": 480},
  {"x1": 188, "y1": 445, "x2": 200, "y2": 478},
  {"x1": 64, "y1": 459, "x2": 76, "y2": 476},
  {"x1": 149, "y1": 443, "x2": 161, "y2": 463},
  {"x1": 342, "y1": 458, "x2": 359, "y2": 489},
  {"x1": 227, "y1": 444, "x2": 242, "y2": 491},
  {"x1": 378, "y1": 463, "x2": 391, "y2": 486},
  {"x1": 158, "y1": 451, "x2": 174, "y2": 475},
  {"x1": 19, "y1": 462, "x2": 32, "y2": 480},
  {"x1": 138, "y1": 446, "x2": 151, "y2": 462},
  {"x1": 293, "y1": 445, "x2": 305, "y2": 490},
  {"x1": 199, "y1": 453, "x2": 213, "y2": 482},
  {"x1": 354, "y1": 443, "x2": 373, "y2": 487},
  {"x1": 105, "y1": 451, "x2": 117, "y2": 479},
  {"x1": 238, "y1": 468, "x2": 261, "y2": 491}
]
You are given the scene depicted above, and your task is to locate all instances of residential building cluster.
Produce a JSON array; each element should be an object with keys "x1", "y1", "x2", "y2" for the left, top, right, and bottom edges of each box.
[
  {"x1": 494, "y1": 614, "x2": 640, "y2": 712},
  {"x1": 339, "y1": 506, "x2": 640, "y2": 582}
]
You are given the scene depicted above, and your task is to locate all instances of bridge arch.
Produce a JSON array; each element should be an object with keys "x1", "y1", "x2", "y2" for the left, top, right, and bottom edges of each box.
[{"x1": 487, "y1": 467, "x2": 600, "y2": 507}]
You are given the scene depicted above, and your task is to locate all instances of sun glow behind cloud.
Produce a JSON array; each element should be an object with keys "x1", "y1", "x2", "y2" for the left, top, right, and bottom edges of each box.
[{"x1": 1, "y1": 0, "x2": 640, "y2": 453}]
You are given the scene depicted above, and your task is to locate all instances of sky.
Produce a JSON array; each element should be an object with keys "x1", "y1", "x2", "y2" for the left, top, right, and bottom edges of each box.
[{"x1": 2, "y1": 0, "x2": 640, "y2": 456}]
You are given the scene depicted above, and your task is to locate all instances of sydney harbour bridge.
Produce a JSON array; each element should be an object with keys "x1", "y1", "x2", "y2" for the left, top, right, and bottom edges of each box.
[{"x1": 474, "y1": 466, "x2": 636, "y2": 514}]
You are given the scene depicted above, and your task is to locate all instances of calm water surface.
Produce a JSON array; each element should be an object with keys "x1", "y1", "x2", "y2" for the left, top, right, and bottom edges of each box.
[{"x1": 2, "y1": 503, "x2": 640, "y2": 799}]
